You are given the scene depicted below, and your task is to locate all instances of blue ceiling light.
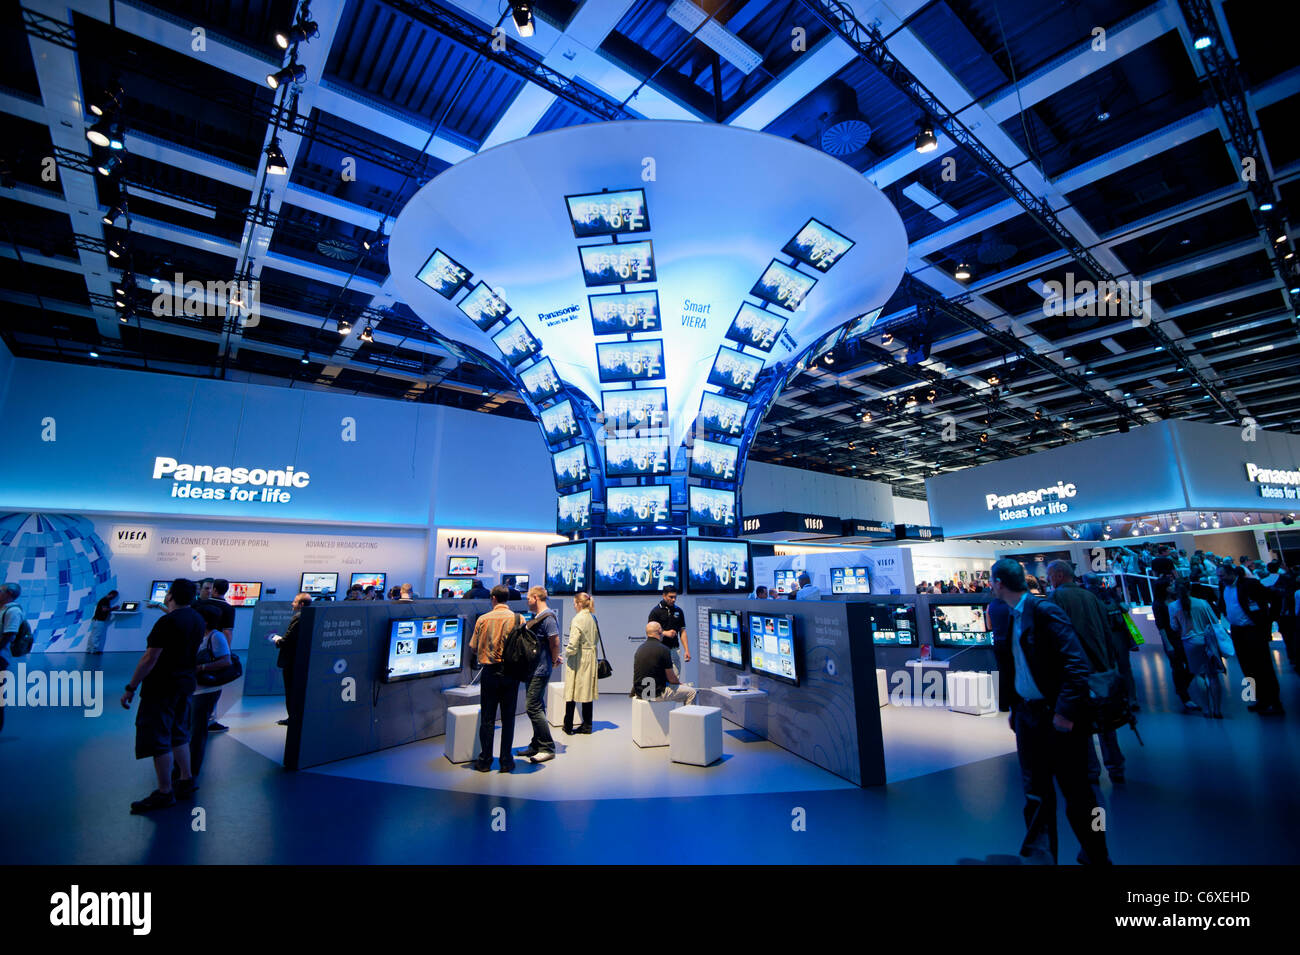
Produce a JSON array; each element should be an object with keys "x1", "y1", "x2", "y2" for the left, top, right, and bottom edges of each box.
[
  {"x1": 266, "y1": 63, "x2": 307, "y2": 90},
  {"x1": 1259, "y1": 201, "x2": 1274, "y2": 211},
  {"x1": 1193, "y1": 33, "x2": 1213, "y2": 51}
]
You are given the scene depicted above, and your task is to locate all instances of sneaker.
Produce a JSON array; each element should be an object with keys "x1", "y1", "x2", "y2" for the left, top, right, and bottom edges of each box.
[
  {"x1": 499, "y1": 760, "x2": 516, "y2": 773},
  {"x1": 519, "y1": 745, "x2": 540, "y2": 758},
  {"x1": 130, "y1": 790, "x2": 176, "y2": 814},
  {"x1": 530, "y1": 750, "x2": 555, "y2": 763},
  {"x1": 207, "y1": 722, "x2": 228, "y2": 733},
  {"x1": 472, "y1": 758, "x2": 493, "y2": 773},
  {"x1": 174, "y1": 778, "x2": 199, "y2": 798}
]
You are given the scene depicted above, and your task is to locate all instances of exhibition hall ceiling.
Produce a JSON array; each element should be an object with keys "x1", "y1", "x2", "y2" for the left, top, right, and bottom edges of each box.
[{"x1": 1, "y1": 0, "x2": 1297, "y2": 499}]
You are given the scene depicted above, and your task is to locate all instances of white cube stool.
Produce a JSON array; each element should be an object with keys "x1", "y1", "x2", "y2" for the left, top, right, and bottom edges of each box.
[
  {"x1": 876, "y1": 668, "x2": 889, "y2": 708},
  {"x1": 631, "y1": 698, "x2": 678, "y2": 747},
  {"x1": 669, "y1": 705, "x2": 723, "y2": 766},
  {"x1": 444, "y1": 704, "x2": 482, "y2": 763},
  {"x1": 547, "y1": 682, "x2": 566, "y2": 727},
  {"x1": 946, "y1": 671, "x2": 997, "y2": 715}
]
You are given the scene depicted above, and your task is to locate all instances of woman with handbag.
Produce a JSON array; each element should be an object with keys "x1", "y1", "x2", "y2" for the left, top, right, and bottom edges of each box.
[
  {"x1": 562, "y1": 592, "x2": 600, "y2": 734},
  {"x1": 1170, "y1": 581, "x2": 1227, "y2": 718},
  {"x1": 187, "y1": 603, "x2": 235, "y2": 788}
]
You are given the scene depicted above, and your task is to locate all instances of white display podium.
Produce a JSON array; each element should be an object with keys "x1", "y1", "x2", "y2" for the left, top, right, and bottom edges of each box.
[
  {"x1": 631, "y1": 698, "x2": 679, "y2": 747},
  {"x1": 946, "y1": 671, "x2": 997, "y2": 715},
  {"x1": 670, "y1": 705, "x2": 723, "y2": 766},
  {"x1": 444, "y1": 704, "x2": 482, "y2": 763}
]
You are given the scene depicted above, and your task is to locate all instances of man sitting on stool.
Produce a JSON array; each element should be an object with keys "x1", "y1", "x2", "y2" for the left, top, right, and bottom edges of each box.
[{"x1": 631, "y1": 622, "x2": 697, "y2": 703}]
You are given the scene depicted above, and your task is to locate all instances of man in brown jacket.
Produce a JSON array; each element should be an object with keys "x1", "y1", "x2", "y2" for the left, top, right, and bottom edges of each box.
[{"x1": 469, "y1": 585, "x2": 520, "y2": 773}]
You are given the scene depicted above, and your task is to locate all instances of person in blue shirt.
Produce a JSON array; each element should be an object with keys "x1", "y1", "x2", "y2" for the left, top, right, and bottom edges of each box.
[{"x1": 793, "y1": 572, "x2": 822, "y2": 601}]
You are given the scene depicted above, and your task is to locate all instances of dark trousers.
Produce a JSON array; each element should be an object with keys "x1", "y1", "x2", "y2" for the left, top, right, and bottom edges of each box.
[
  {"x1": 1280, "y1": 616, "x2": 1298, "y2": 666},
  {"x1": 189, "y1": 691, "x2": 219, "y2": 778},
  {"x1": 280, "y1": 665, "x2": 298, "y2": 720},
  {"x1": 1086, "y1": 729, "x2": 1125, "y2": 780},
  {"x1": 525, "y1": 668, "x2": 555, "y2": 753},
  {"x1": 1232, "y1": 624, "x2": 1281, "y2": 709},
  {"x1": 564, "y1": 700, "x2": 593, "y2": 732},
  {"x1": 479, "y1": 665, "x2": 519, "y2": 763},
  {"x1": 1013, "y1": 701, "x2": 1110, "y2": 864},
  {"x1": 1163, "y1": 633, "x2": 1194, "y2": 703}
]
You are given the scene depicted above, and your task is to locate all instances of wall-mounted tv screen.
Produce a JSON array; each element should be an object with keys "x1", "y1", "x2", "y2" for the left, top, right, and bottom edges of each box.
[
  {"x1": 842, "y1": 307, "x2": 883, "y2": 341},
  {"x1": 149, "y1": 580, "x2": 172, "y2": 603},
  {"x1": 545, "y1": 541, "x2": 589, "y2": 595},
  {"x1": 566, "y1": 188, "x2": 650, "y2": 238},
  {"x1": 868, "y1": 603, "x2": 918, "y2": 647},
  {"x1": 596, "y1": 340, "x2": 664, "y2": 383},
  {"x1": 783, "y1": 218, "x2": 854, "y2": 272},
  {"x1": 457, "y1": 282, "x2": 510, "y2": 330},
  {"x1": 708, "y1": 608, "x2": 745, "y2": 669},
  {"x1": 226, "y1": 582, "x2": 262, "y2": 607},
  {"x1": 447, "y1": 556, "x2": 481, "y2": 577},
  {"x1": 750, "y1": 260, "x2": 816, "y2": 311},
  {"x1": 603, "y1": 388, "x2": 667, "y2": 432},
  {"x1": 686, "y1": 538, "x2": 750, "y2": 594},
  {"x1": 810, "y1": 326, "x2": 845, "y2": 362},
  {"x1": 589, "y1": 290, "x2": 661, "y2": 335},
  {"x1": 698, "y1": 391, "x2": 747, "y2": 437},
  {"x1": 300, "y1": 572, "x2": 338, "y2": 595},
  {"x1": 688, "y1": 486, "x2": 736, "y2": 527},
  {"x1": 725, "y1": 303, "x2": 787, "y2": 353},
  {"x1": 540, "y1": 398, "x2": 581, "y2": 446},
  {"x1": 416, "y1": 249, "x2": 471, "y2": 299},
  {"x1": 491, "y1": 318, "x2": 542, "y2": 366},
  {"x1": 579, "y1": 240, "x2": 656, "y2": 286},
  {"x1": 689, "y1": 438, "x2": 739, "y2": 481},
  {"x1": 592, "y1": 538, "x2": 681, "y2": 595},
  {"x1": 773, "y1": 569, "x2": 798, "y2": 595},
  {"x1": 707, "y1": 345, "x2": 763, "y2": 394},
  {"x1": 931, "y1": 604, "x2": 995, "y2": 647},
  {"x1": 606, "y1": 485, "x2": 671, "y2": 525},
  {"x1": 557, "y1": 489, "x2": 592, "y2": 535},
  {"x1": 520, "y1": 358, "x2": 563, "y2": 405},
  {"x1": 382, "y1": 615, "x2": 464, "y2": 682},
  {"x1": 436, "y1": 578, "x2": 474, "y2": 597},
  {"x1": 502, "y1": 574, "x2": 529, "y2": 591},
  {"x1": 552, "y1": 444, "x2": 590, "y2": 489},
  {"x1": 830, "y1": 566, "x2": 871, "y2": 595},
  {"x1": 349, "y1": 572, "x2": 387, "y2": 591},
  {"x1": 748, "y1": 612, "x2": 800, "y2": 685},
  {"x1": 605, "y1": 436, "x2": 671, "y2": 478}
]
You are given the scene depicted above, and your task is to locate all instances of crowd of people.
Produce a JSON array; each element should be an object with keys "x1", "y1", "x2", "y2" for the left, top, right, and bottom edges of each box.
[{"x1": 916, "y1": 579, "x2": 991, "y2": 594}]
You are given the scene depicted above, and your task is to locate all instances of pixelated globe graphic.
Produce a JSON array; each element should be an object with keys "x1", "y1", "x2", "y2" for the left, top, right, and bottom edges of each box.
[{"x1": 0, "y1": 513, "x2": 116, "y2": 651}]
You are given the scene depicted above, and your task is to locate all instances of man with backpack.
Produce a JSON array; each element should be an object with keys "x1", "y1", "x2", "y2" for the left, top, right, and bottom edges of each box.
[
  {"x1": 469, "y1": 585, "x2": 522, "y2": 773},
  {"x1": 1, "y1": 582, "x2": 32, "y2": 734},
  {"x1": 517, "y1": 586, "x2": 562, "y2": 764}
]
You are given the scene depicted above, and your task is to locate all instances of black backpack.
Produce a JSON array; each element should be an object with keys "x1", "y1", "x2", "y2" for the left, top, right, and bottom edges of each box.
[{"x1": 502, "y1": 613, "x2": 541, "y2": 681}]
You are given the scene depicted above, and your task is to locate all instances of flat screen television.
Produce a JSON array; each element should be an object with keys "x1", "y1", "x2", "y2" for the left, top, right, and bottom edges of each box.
[
  {"x1": 456, "y1": 282, "x2": 510, "y2": 330},
  {"x1": 149, "y1": 580, "x2": 172, "y2": 603},
  {"x1": 557, "y1": 489, "x2": 593, "y2": 535},
  {"x1": 589, "y1": 290, "x2": 661, "y2": 334},
  {"x1": 708, "y1": 608, "x2": 745, "y2": 669},
  {"x1": 697, "y1": 391, "x2": 747, "y2": 437},
  {"x1": 773, "y1": 569, "x2": 798, "y2": 595},
  {"x1": 685, "y1": 538, "x2": 750, "y2": 594},
  {"x1": 300, "y1": 572, "x2": 338, "y2": 595},
  {"x1": 502, "y1": 573, "x2": 529, "y2": 591},
  {"x1": 349, "y1": 572, "x2": 387, "y2": 591},
  {"x1": 842, "y1": 306, "x2": 883, "y2": 341},
  {"x1": 782, "y1": 217, "x2": 855, "y2": 272},
  {"x1": 689, "y1": 438, "x2": 739, "y2": 482},
  {"x1": 565, "y1": 188, "x2": 650, "y2": 238},
  {"x1": 707, "y1": 345, "x2": 763, "y2": 394},
  {"x1": 602, "y1": 388, "x2": 667, "y2": 432},
  {"x1": 688, "y1": 486, "x2": 736, "y2": 527},
  {"x1": 447, "y1": 556, "x2": 481, "y2": 577},
  {"x1": 520, "y1": 358, "x2": 563, "y2": 404},
  {"x1": 867, "y1": 602, "x2": 918, "y2": 647},
  {"x1": 118, "y1": 601, "x2": 141, "y2": 613},
  {"x1": 830, "y1": 566, "x2": 871, "y2": 595},
  {"x1": 748, "y1": 612, "x2": 800, "y2": 685},
  {"x1": 540, "y1": 398, "x2": 581, "y2": 446},
  {"x1": 606, "y1": 485, "x2": 670, "y2": 525},
  {"x1": 491, "y1": 318, "x2": 542, "y2": 366},
  {"x1": 750, "y1": 259, "x2": 816, "y2": 311},
  {"x1": 578, "y1": 239, "x2": 656, "y2": 286},
  {"x1": 604, "y1": 435, "x2": 671, "y2": 478},
  {"x1": 552, "y1": 444, "x2": 590, "y2": 489},
  {"x1": 725, "y1": 303, "x2": 787, "y2": 353},
  {"x1": 596, "y1": 340, "x2": 664, "y2": 382},
  {"x1": 382, "y1": 615, "x2": 465, "y2": 682},
  {"x1": 436, "y1": 578, "x2": 474, "y2": 597},
  {"x1": 226, "y1": 581, "x2": 262, "y2": 607},
  {"x1": 591, "y1": 537, "x2": 681, "y2": 595},
  {"x1": 930, "y1": 603, "x2": 995, "y2": 647},
  {"x1": 545, "y1": 541, "x2": 590, "y2": 595},
  {"x1": 810, "y1": 326, "x2": 844, "y2": 363},
  {"x1": 416, "y1": 249, "x2": 471, "y2": 299}
]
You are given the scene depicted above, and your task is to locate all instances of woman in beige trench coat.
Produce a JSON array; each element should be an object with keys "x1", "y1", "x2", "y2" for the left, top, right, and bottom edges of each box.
[{"x1": 562, "y1": 592, "x2": 599, "y2": 734}]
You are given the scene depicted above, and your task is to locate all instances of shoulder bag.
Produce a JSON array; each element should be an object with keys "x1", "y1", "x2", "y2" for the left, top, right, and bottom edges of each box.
[{"x1": 594, "y1": 617, "x2": 613, "y2": 679}]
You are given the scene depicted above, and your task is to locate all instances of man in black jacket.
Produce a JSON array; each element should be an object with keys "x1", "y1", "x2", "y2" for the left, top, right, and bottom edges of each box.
[
  {"x1": 990, "y1": 558, "x2": 1110, "y2": 865},
  {"x1": 1216, "y1": 565, "x2": 1284, "y2": 715},
  {"x1": 273, "y1": 592, "x2": 313, "y2": 726}
]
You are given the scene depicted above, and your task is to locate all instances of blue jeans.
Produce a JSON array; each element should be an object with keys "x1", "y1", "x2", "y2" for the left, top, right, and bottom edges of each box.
[{"x1": 525, "y1": 666, "x2": 555, "y2": 753}]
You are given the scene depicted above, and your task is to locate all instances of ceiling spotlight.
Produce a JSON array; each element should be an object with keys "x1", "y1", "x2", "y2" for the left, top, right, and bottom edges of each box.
[
  {"x1": 1034, "y1": 409, "x2": 1043, "y2": 421},
  {"x1": 848, "y1": 441, "x2": 856, "y2": 450},
  {"x1": 861, "y1": 410, "x2": 871, "y2": 422},
  {"x1": 1102, "y1": 533, "x2": 1111, "y2": 540},
  {"x1": 86, "y1": 118, "x2": 115, "y2": 148},
  {"x1": 904, "y1": 394, "x2": 918, "y2": 408},
  {"x1": 1192, "y1": 32, "x2": 1213, "y2": 51},
  {"x1": 119, "y1": 312, "x2": 129, "y2": 323},
  {"x1": 89, "y1": 86, "x2": 122, "y2": 117},
  {"x1": 1131, "y1": 526, "x2": 1140, "y2": 536},
  {"x1": 510, "y1": 1, "x2": 535, "y2": 38},
  {"x1": 363, "y1": 234, "x2": 389, "y2": 253},
  {"x1": 360, "y1": 324, "x2": 374, "y2": 342},
  {"x1": 881, "y1": 332, "x2": 892, "y2": 345},
  {"x1": 926, "y1": 389, "x2": 936, "y2": 402},
  {"x1": 96, "y1": 154, "x2": 120, "y2": 177},
  {"x1": 1259, "y1": 201, "x2": 1274, "y2": 212},
  {"x1": 1244, "y1": 514, "x2": 1252, "y2": 523},
  {"x1": 107, "y1": 240, "x2": 124, "y2": 260},
  {"x1": 823, "y1": 352, "x2": 835, "y2": 365},
  {"x1": 275, "y1": 19, "x2": 319, "y2": 49},
  {"x1": 265, "y1": 138, "x2": 288, "y2": 175},
  {"x1": 987, "y1": 375, "x2": 1000, "y2": 386},
  {"x1": 914, "y1": 122, "x2": 938, "y2": 154},
  {"x1": 954, "y1": 262, "x2": 972, "y2": 281},
  {"x1": 266, "y1": 63, "x2": 307, "y2": 90},
  {"x1": 102, "y1": 201, "x2": 125, "y2": 225},
  {"x1": 338, "y1": 319, "x2": 352, "y2": 335},
  {"x1": 1275, "y1": 234, "x2": 1288, "y2": 244},
  {"x1": 299, "y1": 351, "x2": 310, "y2": 365},
  {"x1": 88, "y1": 350, "x2": 99, "y2": 359},
  {"x1": 1096, "y1": 109, "x2": 1110, "y2": 122},
  {"x1": 869, "y1": 445, "x2": 878, "y2": 455},
  {"x1": 979, "y1": 432, "x2": 988, "y2": 444},
  {"x1": 1104, "y1": 524, "x2": 1112, "y2": 533}
]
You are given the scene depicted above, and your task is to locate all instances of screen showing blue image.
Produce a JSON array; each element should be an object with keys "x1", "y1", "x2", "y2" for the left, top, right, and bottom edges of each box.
[
  {"x1": 552, "y1": 444, "x2": 590, "y2": 489},
  {"x1": 579, "y1": 240, "x2": 656, "y2": 286},
  {"x1": 436, "y1": 578, "x2": 473, "y2": 597},
  {"x1": 709, "y1": 609, "x2": 744, "y2": 669},
  {"x1": 492, "y1": 318, "x2": 541, "y2": 366},
  {"x1": 782, "y1": 218, "x2": 855, "y2": 272},
  {"x1": 545, "y1": 541, "x2": 589, "y2": 595},
  {"x1": 592, "y1": 538, "x2": 680, "y2": 595},
  {"x1": 686, "y1": 538, "x2": 750, "y2": 594},
  {"x1": 603, "y1": 388, "x2": 668, "y2": 432},
  {"x1": 773, "y1": 569, "x2": 798, "y2": 595},
  {"x1": 698, "y1": 391, "x2": 747, "y2": 437},
  {"x1": 520, "y1": 358, "x2": 562, "y2": 404},
  {"x1": 605, "y1": 436, "x2": 671, "y2": 478},
  {"x1": 447, "y1": 556, "x2": 480, "y2": 577},
  {"x1": 557, "y1": 489, "x2": 592, "y2": 534},
  {"x1": 707, "y1": 345, "x2": 763, "y2": 394},
  {"x1": 457, "y1": 282, "x2": 510, "y2": 330},
  {"x1": 830, "y1": 566, "x2": 871, "y2": 594},
  {"x1": 725, "y1": 303, "x2": 787, "y2": 353},
  {"x1": 149, "y1": 580, "x2": 171, "y2": 603},
  {"x1": 589, "y1": 290, "x2": 661, "y2": 335},
  {"x1": 416, "y1": 249, "x2": 471, "y2": 299},
  {"x1": 596, "y1": 340, "x2": 664, "y2": 382},
  {"x1": 606, "y1": 485, "x2": 671, "y2": 525},
  {"x1": 750, "y1": 259, "x2": 816, "y2": 311},
  {"x1": 689, "y1": 438, "x2": 739, "y2": 481},
  {"x1": 566, "y1": 188, "x2": 651, "y2": 238},
  {"x1": 688, "y1": 486, "x2": 736, "y2": 527},
  {"x1": 842, "y1": 307, "x2": 883, "y2": 341},
  {"x1": 931, "y1": 604, "x2": 995, "y2": 647},
  {"x1": 383, "y1": 615, "x2": 464, "y2": 682},
  {"x1": 748, "y1": 613, "x2": 799, "y2": 685},
  {"x1": 540, "y1": 399, "x2": 580, "y2": 446},
  {"x1": 810, "y1": 326, "x2": 845, "y2": 362},
  {"x1": 300, "y1": 572, "x2": 338, "y2": 595},
  {"x1": 868, "y1": 603, "x2": 918, "y2": 646}
]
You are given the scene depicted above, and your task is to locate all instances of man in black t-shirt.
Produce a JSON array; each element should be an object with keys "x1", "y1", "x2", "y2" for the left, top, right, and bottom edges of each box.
[
  {"x1": 631, "y1": 621, "x2": 696, "y2": 703},
  {"x1": 120, "y1": 578, "x2": 205, "y2": 814},
  {"x1": 647, "y1": 587, "x2": 690, "y2": 678}
]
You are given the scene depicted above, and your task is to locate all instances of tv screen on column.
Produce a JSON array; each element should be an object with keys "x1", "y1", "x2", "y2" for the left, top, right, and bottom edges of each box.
[
  {"x1": 685, "y1": 538, "x2": 750, "y2": 594},
  {"x1": 931, "y1": 603, "x2": 995, "y2": 647},
  {"x1": 591, "y1": 538, "x2": 681, "y2": 595},
  {"x1": 604, "y1": 436, "x2": 671, "y2": 478},
  {"x1": 416, "y1": 249, "x2": 471, "y2": 299},
  {"x1": 557, "y1": 489, "x2": 593, "y2": 535},
  {"x1": 830, "y1": 566, "x2": 871, "y2": 594},
  {"x1": 565, "y1": 188, "x2": 651, "y2": 238},
  {"x1": 782, "y1": 218, "x2": 855, "y2": 272},
  {"x1": 589, "y1": 290, "x2": 661, "y2": 334},
  {"x1": 697, "y1": 391, "x2": 747, "y2": 437},
  {"x1": 606, "y1": 485, "x2": 671, "y2": 526},
  {"x1": 706, "y1": 346, "x2": 763, "y2": 395},
  {"x1": 545, "y1": 541, "x2": 590, "y2": 595},
  {"x1": 750, "y1": 260, "x2": 816, "y2": 311},
  {"x1": 578, "y1": 240, "x2": 656, "y2": 286},
  {"x1": 596, "y1": 340, "x2": 664, "y2": 382},
  {"x1": 688, "y1": 486, "x2": 736, "y2": 527},
  {"x1": 602, "y1": 388, "x2": 668, "y2": 432},
  {"x1": 382, "y1": 615, "x2": 465, "y2": 682},
  {"x1": 748, "y1": 612, "x2": 800, "y2": 686},
  {"x1": 491, "y1": 318, "x2": 542, "y2": 366},
  {"x1": 725, "y1": 303, "x2": 787, "y2": 353},
  {"x1": 689, "y1": 438, "x2": 739, "y2": 482},
  {"x1": 708, "y1": 609, "x2": 745, "y2": 669},
  {"x1": 552, "y1": 444, "x2": 590, "y2": 490},
  {"x1": 520, "y1": 358, "x2": 563, "y2": 405},
  {"x1": 456, "y1": 282, "x2": 510, "y2": 330},
  {"x1": 540, "y1": 398, "x2": 581, "y2": 446}
]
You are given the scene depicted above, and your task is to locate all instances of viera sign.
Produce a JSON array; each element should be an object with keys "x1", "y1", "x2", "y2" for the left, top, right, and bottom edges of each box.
[
  {"x1": 985, "y1": 481, "x2": 1078, "y2": 522},
  {"x1": 1244, "y1": 462, "x2": 1300, "y2": 501},
  {"x1": 151, "y1": 456, "x2": 310, "y2": 504}
]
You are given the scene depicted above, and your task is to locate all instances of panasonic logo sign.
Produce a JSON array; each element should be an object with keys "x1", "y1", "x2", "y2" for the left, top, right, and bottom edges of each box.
[
  {"x1": 985, "y1": 482, "x2": 1077, "y2": 510},
  {"x1": 1245, "y1": 463, "x2": 1300, "y2": 486},
  {"x1": 151, "y1": 456, "x2": 309, "y2": 504}
]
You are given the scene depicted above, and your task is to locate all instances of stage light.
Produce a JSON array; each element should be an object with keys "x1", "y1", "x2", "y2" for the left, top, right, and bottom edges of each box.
[
  {"x1": 96, "y1": 155, "x2": 120, "y2": 177},
  {"x1": 360, "y1": 324, "x2": 374, "y2": 342},
  {"x1": 275, "y1": 19, "x2": 319, "y2": 49},
  {"x1": 300, "y1": 351, "x2": 310, "y2": 365},
  {"x1": 510, "y1": 2, "x2": 535, "y2": 37},
  {"x1": 266, "y1": 63, "x2": 307, "y2": 90},
  {"x1": 914, "y1": 123, "x2": 938, "y2": 153},
  {"x1": 363, "y1": 234, "x2": 389, "y2": 252},
  {"x1": 338, "y1": 319, "x2": 352, "y2": 335},
  {"x1": 265, "y1": 139, "x2": 288, "y2": 175},
  {"x1": 881, "y1": 332, "x2": 892, "y2": 345},
  {"x1": 102, "y1": 201, "x2": 125, "y2": 225},
  {"x1": 979, "y1": 432, "x2": 988, "y2": 444},
  {"x1": 107, "y1": 240, "x2": 124, "y2": 260},
  {"x1": 869, "y1": 445, "x2": 878, "y2": 455},
  {"x1": 987, "y1": 375, "x2": 999, "y2": 386},
  {"x1": 86, "y1": 118, "x2": 113, "y2": 147},
  {"x1": 1193, "y1": 33, "x2": 1213, "y2": 51},
  {"x1": 1259, "y1": 202, "x2": 1274, "y2": 211},
  {"x1": 1275, "y1": 234, "x2": 1288, "y2": 244},
  {"x1": 88, "y1": 350, "x2": 99, "y2": 358},
  {"x1": 954, "y1": 262, "x2": 972, "y2": 281},
  {"x1": 89, "y1": 86, "x2": 122, "y2": 117},
  {"x1": 861, "y1": 410, "x2": 871, "y2": 422}
]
